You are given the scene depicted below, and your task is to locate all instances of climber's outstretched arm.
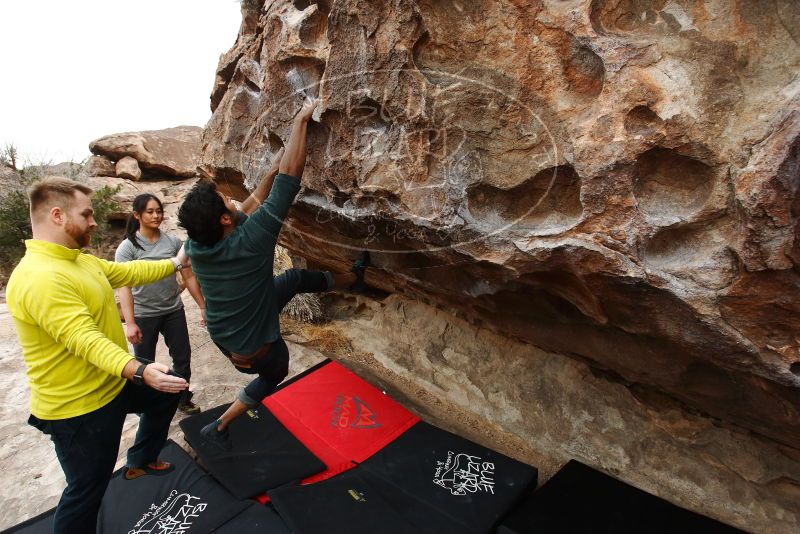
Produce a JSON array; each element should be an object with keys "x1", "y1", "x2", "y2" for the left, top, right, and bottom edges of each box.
[
  {"x1": 241, "y1": 148, "x2": 283, "y2": 215},
  {"x1": 279, "y1": 98, "x2": 319, "y2": 179}
]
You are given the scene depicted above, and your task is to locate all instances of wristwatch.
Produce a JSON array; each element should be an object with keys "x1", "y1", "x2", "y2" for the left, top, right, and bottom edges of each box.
[
  {"x1": 133, "y1": 363, "x2": 148, "y2": 386},
  {"x1": 171, "y1": 257, "x2": 184, "y2": 271}
]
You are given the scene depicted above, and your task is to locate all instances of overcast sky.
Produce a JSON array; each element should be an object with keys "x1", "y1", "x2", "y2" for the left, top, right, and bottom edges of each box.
[{"x1": 0, "y1": 1, "x2": 242, "y2": 164}]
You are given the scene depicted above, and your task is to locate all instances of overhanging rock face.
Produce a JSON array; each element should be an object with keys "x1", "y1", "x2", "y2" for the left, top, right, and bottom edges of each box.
[{"x1": 203, "y1": 0, "x2": 800, "y2": 447}]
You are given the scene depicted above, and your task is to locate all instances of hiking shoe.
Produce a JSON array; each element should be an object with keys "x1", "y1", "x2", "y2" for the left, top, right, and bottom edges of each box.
[
  {"x1": 350, "y1": 251, "x2": 370, "y2": 292},
  {"x1": 178, "y1": 399, "x2": 201, "y2": 415},
  {"x1": 200, "y1": 419, "x2": 232, "y2": 451},
  {"x1": 124, "y1": 460, "x2": 175, "y2": 481},
  {"x1": 178, "y1": 390, "x2": 201, "y2": 415}
]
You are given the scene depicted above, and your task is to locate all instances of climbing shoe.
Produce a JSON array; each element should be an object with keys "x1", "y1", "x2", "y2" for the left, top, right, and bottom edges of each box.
[{"x1": 350, "y1": 251, "x2": 370, "y2": 292}]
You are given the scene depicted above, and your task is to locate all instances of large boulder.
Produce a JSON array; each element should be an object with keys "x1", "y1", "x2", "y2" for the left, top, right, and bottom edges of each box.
[
  {"x1": 83, "y1": 155, "x2": 116, "y2": 177},
  {"x1": 89, "y1": 126, "x2": 202, "y2": 178},
  {"x1": 203, "y1": 0, "x2": 800, "y2": 453}
]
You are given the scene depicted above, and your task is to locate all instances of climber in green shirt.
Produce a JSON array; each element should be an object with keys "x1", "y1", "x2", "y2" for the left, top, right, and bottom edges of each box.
[{"x1": 178, "y1": 98, "x2": 369, "y2": 450}]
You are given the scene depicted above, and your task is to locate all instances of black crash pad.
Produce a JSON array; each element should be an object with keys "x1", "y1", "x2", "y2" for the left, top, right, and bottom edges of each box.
[
  {"x1": 180, "y1": 403, "x2": 325, "y2": 499},
  {"x1": 4, "y1": 442, "x2": 290, "y2": 534},
  {"x1": 0, "y1": 508, "x2": 55, "y2": 534},
  {"x1": 357, "y1": 421, "x2": 537, "y2": 533},
  {"x1": 496, "y1": 460, "x2": 745, "y2": 534},
  {"x1": 213, "y1": 502, "x2": 289, "y2": 533},
  {"x1": 269, "y1": 469, "x2": 420, "y2": 534},
  {"x1": 271, "y1": 421, "x2": 537, "y2": 533},
  {"x1": 97, "y1": 440, "x2": 252, "y2": 533}
]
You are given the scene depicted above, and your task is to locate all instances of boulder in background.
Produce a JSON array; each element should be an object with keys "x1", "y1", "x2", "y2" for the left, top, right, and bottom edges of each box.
[
  {"x1": 115, "y1": 156, "x2": 141, "y2": 181},
  {"x1": 84, "y1": 155, "x2": 116, "y2": 177},
  {"x1": 89, "y1": 126, "x2": 202, "y2": 178}
]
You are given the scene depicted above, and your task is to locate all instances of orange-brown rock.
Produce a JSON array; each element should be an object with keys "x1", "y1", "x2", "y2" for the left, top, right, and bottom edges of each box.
[
  {"x1": 83, "y1": 155, "x2": 116, "y2": 177},
  {"x1": 202, "y1": 0, "x2": 800, "y2": 455},
  {"x1": 115, "y1": 156, "x2": 141, "y2": 181},
  {"x1": 89, "y1": 126, "x2": 202, "y2": 178}
]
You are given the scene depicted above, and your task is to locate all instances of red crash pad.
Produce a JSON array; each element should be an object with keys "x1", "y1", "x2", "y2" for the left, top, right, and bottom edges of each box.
[{"x1": 261, "y1": 361, "x2": 419, "y2": 491}]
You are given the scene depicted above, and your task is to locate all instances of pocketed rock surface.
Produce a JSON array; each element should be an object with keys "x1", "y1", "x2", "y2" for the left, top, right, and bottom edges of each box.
[{"x1": 204, "y1": 0, "x2": 800, "y2": 453}]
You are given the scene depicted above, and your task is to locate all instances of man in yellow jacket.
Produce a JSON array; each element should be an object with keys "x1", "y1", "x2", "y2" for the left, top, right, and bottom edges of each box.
[{"x1": 7, "y1": 178, "x2": 190, "y2": 534}]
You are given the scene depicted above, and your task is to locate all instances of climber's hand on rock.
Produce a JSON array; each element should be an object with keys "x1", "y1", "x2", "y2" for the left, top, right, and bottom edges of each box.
[{"x1": 296, "y1": 97, "x2": 319, "y2": 123}]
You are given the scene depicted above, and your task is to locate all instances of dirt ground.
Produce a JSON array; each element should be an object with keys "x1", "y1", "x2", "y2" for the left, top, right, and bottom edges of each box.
[{"x1": 0, "y1": 292, "x2": 325, "y2": 530}]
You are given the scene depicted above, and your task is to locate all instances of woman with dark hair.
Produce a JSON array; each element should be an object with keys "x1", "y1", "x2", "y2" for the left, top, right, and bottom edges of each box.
[{"x1": 115, "y1": 193, "x2": 206, "y2": 414}]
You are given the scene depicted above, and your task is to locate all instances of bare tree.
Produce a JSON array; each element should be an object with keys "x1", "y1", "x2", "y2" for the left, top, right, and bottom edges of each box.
[{"x1": 1, "y1": 143, "x2": 18, "y2": 171}]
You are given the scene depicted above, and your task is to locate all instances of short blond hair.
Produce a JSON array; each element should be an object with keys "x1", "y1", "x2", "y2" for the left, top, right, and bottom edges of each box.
[{"x1": 28, "y1": 177, "x2": 93, "y2": 220}]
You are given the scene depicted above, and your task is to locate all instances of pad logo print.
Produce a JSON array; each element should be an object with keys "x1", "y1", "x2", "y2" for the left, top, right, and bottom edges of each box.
[
  {"x1": 433, "y1": 451, "x2": 496, "y2": 496},
  {"x1": 129, "y1": 490, "x2": 208, "y2": 534},
  {"x1": 330, "y1": 395, "x2": 381, "y2": 429}
]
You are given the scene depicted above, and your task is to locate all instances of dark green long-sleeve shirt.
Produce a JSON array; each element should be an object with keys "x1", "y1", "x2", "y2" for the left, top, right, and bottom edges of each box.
[{"x1": 185, "y1": 173, "x2": 301, "y2": 354}]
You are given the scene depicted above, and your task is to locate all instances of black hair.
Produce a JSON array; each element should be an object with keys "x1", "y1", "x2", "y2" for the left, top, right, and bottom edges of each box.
[
  {"x1": 125, "y1": 193, "x2": 163, "y2": 250},
  {"x1": 178, "y1": 182, "x2": 228, "y2": 246}
]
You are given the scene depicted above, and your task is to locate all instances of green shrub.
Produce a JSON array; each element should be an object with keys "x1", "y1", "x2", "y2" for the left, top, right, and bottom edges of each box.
[
  {"x1": 0, "y1": 190, "x2": 32, "y2": 267},
  {"x1": 89, "y1": 184, "x2": 122, "y2": 247},
  {"x1": 0, "y1": 182, "x2": 123, "y2": 283}
]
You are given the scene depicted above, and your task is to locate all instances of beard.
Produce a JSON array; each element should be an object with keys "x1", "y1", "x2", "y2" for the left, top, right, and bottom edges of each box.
[{"x1": 65, "y1": 221, "x2": 92, "y2": 248}]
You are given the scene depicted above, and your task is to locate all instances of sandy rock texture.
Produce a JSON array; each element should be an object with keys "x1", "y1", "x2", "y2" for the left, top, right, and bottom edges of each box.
[
  {"x1": 89, "y1": 126, "x2": 203, "y2": 178},
  {"x1": 202, "y1": 0, "x2": 800, "y2": 452}
]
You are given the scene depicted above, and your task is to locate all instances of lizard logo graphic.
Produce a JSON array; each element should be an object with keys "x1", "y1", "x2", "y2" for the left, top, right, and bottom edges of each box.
[
  {"x1": 129, "y1": 490, "x2": 207, "y2": 534},
  {"x1": 432, "y1": 451, "x2": 496, "y2": 496}
]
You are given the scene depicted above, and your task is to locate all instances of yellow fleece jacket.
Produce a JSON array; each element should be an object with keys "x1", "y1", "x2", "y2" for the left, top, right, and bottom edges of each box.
[{"x1": 7, "y1": 239, "x2": 176, "y2": 419}]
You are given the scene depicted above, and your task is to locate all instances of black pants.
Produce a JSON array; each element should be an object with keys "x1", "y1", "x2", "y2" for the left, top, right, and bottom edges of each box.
[
  {"x1": 29, "y1": 383, "x2": 180, "y2": 534},
  {"x1": 133, "y1": 308, "x2": 192, "y2": 383},
  {"x1": 227, "y1": 268, "x2": 330, "y2": 405}
]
